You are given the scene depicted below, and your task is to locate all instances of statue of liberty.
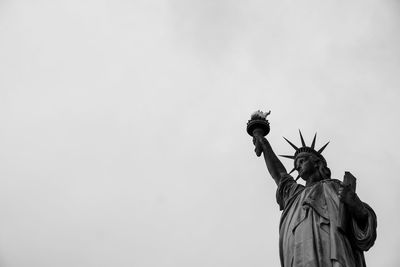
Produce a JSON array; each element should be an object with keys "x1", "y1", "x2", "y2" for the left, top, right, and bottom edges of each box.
[{"x1": 247, "y1": 111, "x2": 377, "y2": 267}]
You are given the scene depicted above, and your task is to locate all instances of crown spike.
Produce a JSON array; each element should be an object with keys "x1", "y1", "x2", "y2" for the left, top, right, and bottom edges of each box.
[
  {"x1": 288, "y1": 167, "x2": 296, "y2": 174},
  {"x1": 311, "y1": 133, "x2": 317, "y2": 149},
  {"x1": 298, "y1": 129, "x2": 306, "y2": 147},
  {"x1": 279, "y1": 155, "x2": 296, "y2": 159},
  {"x1": 317, "y1": 141, "x2": 330, "y2": 154},
  {"x1": 283, "y1": 137, "x2": 299, "y2": 150},
  {"x1": 295, "y1": 174, "x2": 301, "y2": 181}
]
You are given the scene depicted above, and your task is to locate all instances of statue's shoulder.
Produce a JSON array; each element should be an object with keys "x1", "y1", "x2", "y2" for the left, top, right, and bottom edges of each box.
[
  {"x1": 326, "y1": 178, "x2": 342, "y2": 184},
  {"x1": 322, "y1": 178, "x2": 343, "y2": 191}
]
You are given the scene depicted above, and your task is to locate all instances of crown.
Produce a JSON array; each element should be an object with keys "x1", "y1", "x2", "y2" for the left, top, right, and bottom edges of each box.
[{"x1": 279, "y1": 130, "x2": 329, "y2": 174}]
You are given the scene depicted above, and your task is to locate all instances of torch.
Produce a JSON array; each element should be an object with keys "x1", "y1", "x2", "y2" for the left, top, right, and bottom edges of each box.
[{"x1": 246, "y1": 110, "x2": 271, "y2": 157}]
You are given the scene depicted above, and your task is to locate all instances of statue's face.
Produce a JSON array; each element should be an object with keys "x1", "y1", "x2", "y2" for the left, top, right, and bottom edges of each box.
[{"x1": 295, "y1": 153, "x2": 318, "y2": 180}]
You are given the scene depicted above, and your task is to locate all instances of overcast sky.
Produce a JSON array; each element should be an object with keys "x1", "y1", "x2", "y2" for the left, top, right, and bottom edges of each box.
[{"x1": 0, "y1": 0, "x2": 399, "y2": 266}]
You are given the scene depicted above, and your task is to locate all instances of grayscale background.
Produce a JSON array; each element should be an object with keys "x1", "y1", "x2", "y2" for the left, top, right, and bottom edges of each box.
[{"x1": 0, "y1": 0, "x2": 399, "y2": 266}]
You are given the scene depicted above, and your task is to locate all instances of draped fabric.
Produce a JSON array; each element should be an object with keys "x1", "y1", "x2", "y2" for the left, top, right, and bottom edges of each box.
[{"x1": 276, "y1": 174, "x2": 377, "y2": 267}]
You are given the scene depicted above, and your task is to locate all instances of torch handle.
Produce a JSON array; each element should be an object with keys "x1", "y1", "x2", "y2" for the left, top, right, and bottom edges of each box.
[{"x1": 253, "y1": 129, "x2": 265, "y2": 157}]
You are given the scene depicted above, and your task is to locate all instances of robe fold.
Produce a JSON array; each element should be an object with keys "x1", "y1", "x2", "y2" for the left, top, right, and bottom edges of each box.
[{"x1": 276, "y1": 174, "x2": 377, "y2": 267}]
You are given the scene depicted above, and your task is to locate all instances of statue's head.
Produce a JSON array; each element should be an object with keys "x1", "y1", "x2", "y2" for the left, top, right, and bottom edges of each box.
[
  {"x1": 280, "y1": 130, "x2": 331, "y2": 181},
  {"x1": 294, "y1": 152, "x2": 331, "y2": 181}
]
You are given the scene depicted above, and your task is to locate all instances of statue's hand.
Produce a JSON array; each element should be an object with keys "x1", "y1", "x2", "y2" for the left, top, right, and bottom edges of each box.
[
  {"x1": 338, "y1": 185, "x2": 361, "y2": 210},
  {"x1": 338, "y1": 185, "x2": 368, "y2": 225},
  {"x1": 252, "y1": 136, "x2": 265, "y2": 157}
]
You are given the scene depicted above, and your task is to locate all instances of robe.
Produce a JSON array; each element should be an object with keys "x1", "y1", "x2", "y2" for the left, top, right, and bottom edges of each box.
[{"x1": 276, "y1": 174, "x2": 377, "y2": 267}]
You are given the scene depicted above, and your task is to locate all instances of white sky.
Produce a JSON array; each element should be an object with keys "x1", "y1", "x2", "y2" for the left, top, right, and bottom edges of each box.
[{"x1": 0, "y1": 0, "x2": 399, "y2": 266}]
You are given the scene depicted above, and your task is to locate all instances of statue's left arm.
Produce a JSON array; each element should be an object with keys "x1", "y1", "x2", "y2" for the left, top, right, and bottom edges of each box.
[
  {"x1": 339, "y1": 186, "x2": 377, "y2": 251},
  {"x1": 351, "y1": 202, "x2": 377, "y2": 251}
]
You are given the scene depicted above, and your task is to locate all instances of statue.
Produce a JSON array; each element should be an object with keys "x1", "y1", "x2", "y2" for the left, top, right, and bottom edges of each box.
[{"x1": 247, "y1": 111, "x2": 377, "y2": 267}]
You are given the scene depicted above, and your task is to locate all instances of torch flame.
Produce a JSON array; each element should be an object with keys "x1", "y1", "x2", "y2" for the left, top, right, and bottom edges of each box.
[{"x1": 250, "y1": 110, "x2": 271, "y2": 120}]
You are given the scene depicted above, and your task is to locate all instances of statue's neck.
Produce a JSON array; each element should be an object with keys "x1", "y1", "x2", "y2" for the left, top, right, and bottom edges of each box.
[{"x1": 305, "y1": 172, "x2": 323, "y2": 187}]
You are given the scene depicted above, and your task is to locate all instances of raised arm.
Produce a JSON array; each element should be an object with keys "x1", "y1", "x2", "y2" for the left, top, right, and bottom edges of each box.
[{"x1": 253, "y1": 134, "x2": 288, "y2": 185}]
